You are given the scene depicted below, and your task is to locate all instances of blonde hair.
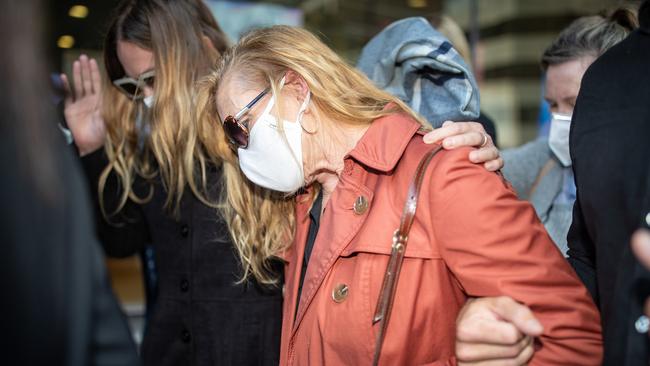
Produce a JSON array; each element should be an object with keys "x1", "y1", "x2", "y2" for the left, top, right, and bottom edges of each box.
[
  {"x1": 429, "y1": 15, "x2": 472, "y2": 67},
  {"x1": 197, "y1": 25, "x2": 428, "y2": 284},
  {"x1": 100, "y1": 0, "x2": 228, "y2": 217}
]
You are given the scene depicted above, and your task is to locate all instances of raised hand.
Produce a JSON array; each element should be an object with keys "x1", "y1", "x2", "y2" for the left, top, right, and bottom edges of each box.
[{"x1": 61, "y1": 54, "x2": 106, "y2": 156}]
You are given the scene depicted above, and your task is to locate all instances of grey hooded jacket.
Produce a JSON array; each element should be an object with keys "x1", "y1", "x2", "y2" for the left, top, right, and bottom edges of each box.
[{"x1": 357, "y1": 17, "x2": 480, "y2": 127}]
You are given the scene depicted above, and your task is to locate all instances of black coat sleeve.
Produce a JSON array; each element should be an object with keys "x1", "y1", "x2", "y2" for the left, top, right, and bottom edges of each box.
[
  {"x1": 566, "y1": 193, "x2": 599, "y2": 303},
  {"x1": 566, "y1": 92, "x2": 598, "y2": 304},
  {"x1": 80, "y1": 149, "x2": 150, "y2": 258}
]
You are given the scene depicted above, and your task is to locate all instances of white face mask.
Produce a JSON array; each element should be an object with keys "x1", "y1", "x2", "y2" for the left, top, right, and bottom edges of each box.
[
  {"x1": 135, "y1": 96, "x2": 154, "y2": 151},
  {"x1": 237, "y1": 86, "x2": 310, "y2": 193},
  {"x1": 143, "y1": 95, "x2": 155, "y2": 109},
  {"x1": 548, "y1": 113, "x2": 572, "y2": 166}
]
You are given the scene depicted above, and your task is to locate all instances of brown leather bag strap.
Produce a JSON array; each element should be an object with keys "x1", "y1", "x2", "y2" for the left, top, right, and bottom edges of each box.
[{"x1": 371, "y1": 145, "x2": 443, "y2": 366}]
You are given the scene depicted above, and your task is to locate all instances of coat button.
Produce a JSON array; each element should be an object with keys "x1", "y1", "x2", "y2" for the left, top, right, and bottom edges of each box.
[
  {"x1": 332, "y1": 283, "x2": 349, "y2": 303},
  {"x1": 353, "y1": 196, "x2": 369, "y2": 215},
  {"x1": 180, "y1": 224, "x2": 190, "y2": 238},
  {"x1": 181, "y1": 329, "x2": 192, "y2": 343},
  {"x1": 180, "y1": 278, "x2": 189, "y2": 292},
  {"x1": 645, "y1": 212, "x2": 650, "y2": 227}
]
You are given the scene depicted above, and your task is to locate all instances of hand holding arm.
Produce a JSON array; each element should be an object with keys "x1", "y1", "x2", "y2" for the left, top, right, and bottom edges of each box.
[{"x1": 455, "y1": 296, "x2": 543, "y2": 366}]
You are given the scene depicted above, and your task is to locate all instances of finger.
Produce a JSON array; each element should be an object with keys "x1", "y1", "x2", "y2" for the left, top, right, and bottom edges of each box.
[
  {"x1": 459, "y1": 341, "x2": 535, "y2": 366},
  {"x1": 60, "y1": 74, "x2": 73, "y2": 104},
  {"x1": 456, "y1": 316, "x2": 524, "y2": 345},
  {"x1": 470, "y1": 146, "x2": 499, "y2": 164},
  {"x1": 457, "y1": 335, "x2": 532, "y2": 362},
  {"x1": 89, "y1": 58, "x2": 102, "y2": 95},
  {"x1": 72, "y1": 60, "x2": 83, "y2": 99},
  {"x1": 491, "y1": 297, "x2": 543, "y2": 337},
  {"x1": 80, "y1": 55, "x2": 93, "y2": 97},
  {"x1": 423, "y1": 121, "x2": 466, "y2": 144},
  {"x1": 631, "y1": 229, "x2": 650, "y2": 269},
  {"x1": 442, "y1": 131, "x2": 485, "y2": 149},
  {"x1": 426, "y1": 120, "x2": 486, "y2": 144},
  {"x1": 484, "y1": 157, "x2": 504, "y2": 172}
]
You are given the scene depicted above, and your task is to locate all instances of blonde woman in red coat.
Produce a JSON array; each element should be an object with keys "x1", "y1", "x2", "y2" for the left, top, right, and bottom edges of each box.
[{"x1": 198, "y1": 26, "x2": 602, "y2": 365}]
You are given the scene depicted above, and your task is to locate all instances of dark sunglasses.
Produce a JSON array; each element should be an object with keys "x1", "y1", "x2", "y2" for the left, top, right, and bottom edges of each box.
[
  {"x1": 222, "y1": 87, "x2": 270, "y2": 149},
  {"x1": 113, "y1": 70, "x2": 155, "y2": 100}
]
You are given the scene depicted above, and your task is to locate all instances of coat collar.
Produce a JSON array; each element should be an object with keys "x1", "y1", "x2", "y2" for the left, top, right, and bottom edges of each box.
[{"x1": 346, "y1": 111, "x2": 423, "y2": 172}]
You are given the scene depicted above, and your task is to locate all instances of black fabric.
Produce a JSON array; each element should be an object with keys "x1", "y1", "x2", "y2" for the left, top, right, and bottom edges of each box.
[
  {"x1": 81, "y1": 149, "x2": 283, "y2": 366},
  {"x1": 1, "y1": 127, "x2": 139, "y2": 366},
  {"x1": 567, "y1": 3, "x2": 650, "y2": 363},
  {"x1": 641, "y1": 0, "x2": 650, "y2": 31},
  {"x1": 297, "y1": 191, "x2": 323, "y2": 305}
]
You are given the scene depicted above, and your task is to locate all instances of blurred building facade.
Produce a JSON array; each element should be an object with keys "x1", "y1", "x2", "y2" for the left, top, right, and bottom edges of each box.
[
  {"x1": 51, "y1": 0, "x2": 641, "y2": 147},
  {"x1": 445, "y1": 0, "x2": 639, "y2": 146}
]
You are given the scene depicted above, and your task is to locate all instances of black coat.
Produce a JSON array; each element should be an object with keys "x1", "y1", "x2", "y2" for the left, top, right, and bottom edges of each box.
[
  {"x1": 1, "y1": 131, "x2": 139, "y2": 366},
  {"x1": 81, "y1": 150, "x2": 283, "y2": 366},
  {"x1": 568, "y1": 3, "x2": 650, "y2": 363}
]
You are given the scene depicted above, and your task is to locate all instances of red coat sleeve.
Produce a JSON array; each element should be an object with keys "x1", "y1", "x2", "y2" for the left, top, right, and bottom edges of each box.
[{"x1": 428, "y1": 147, "x2": 602, "y2": 365}]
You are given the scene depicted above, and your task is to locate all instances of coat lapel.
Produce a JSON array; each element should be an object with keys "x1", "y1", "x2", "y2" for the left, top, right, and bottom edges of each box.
[
  {"x1": 284, "y1": 194, "x2": 311, "y2": 330},
  {"x1": 291, "y1": 172, "x2": 376, "y2": 335},
  {"x1": 288, "y1": 112, "x2": 421, "y2": 337}
]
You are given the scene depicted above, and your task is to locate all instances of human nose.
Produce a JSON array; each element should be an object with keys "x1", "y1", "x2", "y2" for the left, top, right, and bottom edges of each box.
[{"x1": 143, "y1": 86, "x2": 154, "y2": 98}]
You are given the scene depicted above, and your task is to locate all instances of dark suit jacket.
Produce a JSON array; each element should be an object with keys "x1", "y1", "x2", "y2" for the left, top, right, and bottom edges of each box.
[
  {"x1": 1, "y1": 129, "x2": 139, "y2": 366},
  {"x1": 568, "y1": 2, "x2": 650, "y2": 363},
  {"x1": 81, "y1": 150, "x2": 283, "y2": 366}
]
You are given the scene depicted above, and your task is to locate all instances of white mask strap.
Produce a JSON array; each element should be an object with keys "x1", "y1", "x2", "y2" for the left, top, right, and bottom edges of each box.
[{"x1": 296, "y1": 91, "x2": 311, "y2": 124}]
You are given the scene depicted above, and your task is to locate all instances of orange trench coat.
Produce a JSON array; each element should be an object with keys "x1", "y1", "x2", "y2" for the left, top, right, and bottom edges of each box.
[{"x1": 279, "y1": 113, "x2": 602, "y2": 365}]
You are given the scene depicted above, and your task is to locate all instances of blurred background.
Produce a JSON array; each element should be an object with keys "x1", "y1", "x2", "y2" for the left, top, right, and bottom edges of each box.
[{"x1": 47, "y1": 0, "x2": 640, "y2": 344}]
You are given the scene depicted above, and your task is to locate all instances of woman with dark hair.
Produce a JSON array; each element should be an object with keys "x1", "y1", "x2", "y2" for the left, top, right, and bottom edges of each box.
[{"x1": 1, "y1": 0, "x2": 138, "y2": 365}]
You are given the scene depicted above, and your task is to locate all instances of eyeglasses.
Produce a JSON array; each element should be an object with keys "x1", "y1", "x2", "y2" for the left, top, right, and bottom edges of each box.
[
  {"x1": 222, "y1": 87, "x2": 270, "y2": 149},
  {"x1": 113, "y1": 70, "x2": 155, "y2": 100}
]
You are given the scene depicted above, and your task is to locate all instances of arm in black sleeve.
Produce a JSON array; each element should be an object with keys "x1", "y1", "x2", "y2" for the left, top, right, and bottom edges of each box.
[
  {"x1": 566, "y1": 194, "x2": 599, "y2": 304},
  {"x1": 566, "y1": 98, "x2": 599, "y2": 304},
  {"x1": 80, "y1": 149, "x2": 149, "y2": 258}
]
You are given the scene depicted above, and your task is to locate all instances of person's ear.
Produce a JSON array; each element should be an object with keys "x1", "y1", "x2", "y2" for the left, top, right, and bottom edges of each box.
[
  {"x1": 202, "y1": 35, "x2": 219, "y2": 56},
  {"x1": 283, "y1": 70, "x2": 309, "y2": 103}
]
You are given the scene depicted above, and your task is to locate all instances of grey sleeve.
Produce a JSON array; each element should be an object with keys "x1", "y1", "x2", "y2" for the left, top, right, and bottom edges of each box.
[{"x1": 501, "y1": 139, "x2": 551, "y2": 200}]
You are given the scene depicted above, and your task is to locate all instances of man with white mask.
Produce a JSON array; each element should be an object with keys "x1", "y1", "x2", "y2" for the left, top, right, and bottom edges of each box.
[{"x1": 500, "y1": 9, "x2": 635, "y2": 256}]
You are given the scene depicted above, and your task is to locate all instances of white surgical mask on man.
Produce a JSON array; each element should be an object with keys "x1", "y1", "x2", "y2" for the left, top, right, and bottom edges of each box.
[
  {"x1": 237, "y1": 83, "x2": 310, "y2": 193},
  {"x1": 548, "y1": 112, "x2": 572, "y2": 166}
]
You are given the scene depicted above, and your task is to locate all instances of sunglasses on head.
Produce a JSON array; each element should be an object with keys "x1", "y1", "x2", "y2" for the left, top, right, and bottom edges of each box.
[
  {"x1": 113, "y1": 70, "x2": 155, "y2": 100},
  {"x1": 222, "y1": 87, "x2": 270, "y2": 149}
]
